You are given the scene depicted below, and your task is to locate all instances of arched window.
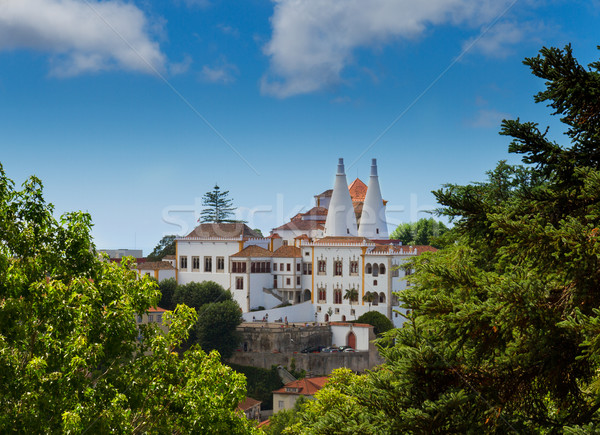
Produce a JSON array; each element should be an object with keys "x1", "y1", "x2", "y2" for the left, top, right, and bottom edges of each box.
[
  {"x1": 303, "y1": 289, "x2": 311, "y2": 302},
  {"x1": 342, "y1": 315, "x2": 346, "y2": 322},
  {"x1": 366, "y1": 263, "x2": 372, "y2": 274},
  {"x1": 325, "y1": 313, "x2": 329, "y2": 322},
  {"x1": 379, "y1": 292, "x2": 386, "y2": 303},
  {"x1": 372, "y1": 264, "x2": 379, "y2": 277},
  {"x1": 334, "y1": 289, "x2": 343, "y2": 304},
  {"x1": 379, "y1": 264, "x2": 386, "y2": 274}
]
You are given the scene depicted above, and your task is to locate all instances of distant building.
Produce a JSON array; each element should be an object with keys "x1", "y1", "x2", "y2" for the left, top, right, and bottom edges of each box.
[
  {"x1": 272, "y1": 377, "x2": 329, "y2": 413},
  {"x1": 136, "y1": 260, "x2": 176, "y2": 282},
  {"x1": 237, "y1": 397, "x2": 262, "y2": 421},
  {"x1": 135, "y1": 306, "x2": 169, "y2": 335},
  {"x1": 99, "y1": 249, "x2": 143, "y2": 259}
]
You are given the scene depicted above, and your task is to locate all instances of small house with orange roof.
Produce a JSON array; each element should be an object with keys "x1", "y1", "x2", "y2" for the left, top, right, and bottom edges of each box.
[{"x1": 272, "y1": 377, "x2": 329, "y2": 413}]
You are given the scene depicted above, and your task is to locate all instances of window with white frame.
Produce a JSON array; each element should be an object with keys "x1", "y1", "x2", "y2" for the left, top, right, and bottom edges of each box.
[
  {"x1": 179, "y1": 256, "x2": 188, "y2": 270},
  {"x1": 216, "y1": 256, "x2": 225, "y2": 272},
  {"x1": 192, "y1": 256, "x2": 200, "y2": 271},
  {"x1": 204, "y1": 256, "x2": 212, "y2": 272}
]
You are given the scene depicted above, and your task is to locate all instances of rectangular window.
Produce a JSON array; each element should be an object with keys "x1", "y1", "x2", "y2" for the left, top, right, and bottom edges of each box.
[
  {"x1": 179, "y1": 256, "x2": 188, "y2": 270},
  {"x1": 350, "y1": 260, "x2": 358, "y2": 275},
  {"x1": 273, "y1": 263, "x2": 277, "y2": 271},
  {"x1": 216, "y1": 257, "x2": 225, "y2": 272},
  {"x1": 283, "y1": 240, "x2": 288, "y2": 246},
  {"x1": 192, "y1": 256, "x2": 200, "y2": 271},
  {"x1": 296, "y1": 263, "x2": 300, "y2": 272},
  {"x1": 278, "y1": 400, "x2": 284, "y2": 410},
  {"x1": 303, "y1": 263, "x2": 312, "y2": 275},
  {"x1": 273, "y1": 275, "x2": 277, "y2": 288},
  {"x1": 286, "y1": 263, "x2": 291, "y2": 272},
  {"x1": 148, "y1": 314, "x2": 154, "y2": 322},
  {"x1": 296, "y1": 276, "x2": 300, "y2": 286},
  {"x1": 156, "y1": 314, "x2": 162, "y2": 324},
  {"x1": 318, "y1": 260, "x2": 326, "y2": 275},
  {"x1": 232, "y1": 261, "x2": 246, "y2": 273},
  {"x1": 286, "y1": 277, "x2": 291, "y2": 286},
  {"x1": 334, "y1": 260, "x2": 342, "y2": 276},
  {"x1": 137, "y1": 315, "x2": 142, "y2": 323},
  {"x1": 204, "y1": 256, "x2": 212, "y2": 272},
  {"x1": 236, "y1": 277, "x2": 244, "y2": 290}
]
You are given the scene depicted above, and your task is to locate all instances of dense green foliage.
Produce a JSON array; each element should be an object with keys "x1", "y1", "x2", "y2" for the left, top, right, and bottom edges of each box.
[
  {"x1": 389, "y1": 217, "x2": 449, "y2": 248},
  {"x1": 355, "y1": 311, "x2": 393, "y2": 336},
  {"x1": 157, "y1": 276, "x2": 177, "y2": 310},
  {"x1": 201, "y1": 184, "x2": 238, "y2": 223},
  {"x1": 286, "y1": 45, "x2": 600, "y2": 433},
  {"x1": 229, "y1": 364, "x2": 284, "y2": 410},
  {"x1": 0, "y1": 166, "x2": 257, "y2": 433},
  {"x1": 146, "y1": 235, "x2": 176, "y2": 261},
  {"x1": 173, "y1": 280, "x2": 243, "y2": 359}
]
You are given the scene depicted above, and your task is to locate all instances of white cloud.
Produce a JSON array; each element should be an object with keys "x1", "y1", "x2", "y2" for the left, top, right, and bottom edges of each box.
[
  {"x1": 467, "y1": 108, "x2": 512, "y2": 128},
  {"x1": 464, "y1": 21, "x2": 525, "y2": 58},
  {"x1": 261, "y1": 0, "x2": 524, "y2": 98},
  {"x1": 170, "y1": 55, "x2": 193, "y2": 75},
  {"x1": 200, "y1": 59, "x2": 239, "y2": 84},
  {"x1": 0, "y1": 0, "x2": 165, "y2": 76}
]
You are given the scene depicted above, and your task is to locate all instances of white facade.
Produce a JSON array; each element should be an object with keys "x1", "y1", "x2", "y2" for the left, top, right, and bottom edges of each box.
[{"x1": 173, "y1": 159, "x2": 435, "y2": 329}]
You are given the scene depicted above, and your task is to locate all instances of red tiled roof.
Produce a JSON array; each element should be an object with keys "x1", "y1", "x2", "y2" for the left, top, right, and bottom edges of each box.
[
  {"x1": 163, "y1": 255, "x2": 176, "y2": 260},
  {"x1": 294, "y1": 234, "x2": 310, "y2": 241},
  {"x1": 238, "y1": 397, "x2": 262, "y2": 411},
  {"x1": 184, "y1": 223, "x2": 262, "y2": 239},
  {"x1": 290, "y1": 213, "x2": 303, "y2": 222},
  {"x1": 348, "y1": 178, "x2": 367, "y2": 202},
  {"x1": 273, "y1": 377, "x2": 329, "y2": 396},
  {"x1": 302, "y1": 206, "x2": 328, "y2": 217},
  {"x1": 269, "y1": 233, "x2": 281, "y2": 239},
  {"x1": 273, "y1": 220, "x2": 325, "y2": 232},
  {"x1": 272, "y1": 246, "x2": 301, "y2": 258},
  {"x1": 136, "y1": 261, "x2": 175, "y2": 270},
  {"x1": 148, "y1": 306, "x2": 168, "y2": 313},
  {"x1": 231, "y1": 245, "x2": 273, "y2": 258}
]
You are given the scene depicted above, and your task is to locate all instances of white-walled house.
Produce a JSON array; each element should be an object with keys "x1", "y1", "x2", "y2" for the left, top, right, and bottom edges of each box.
[{"x1": 174, "y1": 159, "x2": 437, "y2": 328}]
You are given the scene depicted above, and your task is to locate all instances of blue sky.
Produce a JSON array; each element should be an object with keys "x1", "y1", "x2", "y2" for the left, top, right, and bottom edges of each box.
[{"x1": 1, "y1": 0, "x2": 599, "y2": 254}]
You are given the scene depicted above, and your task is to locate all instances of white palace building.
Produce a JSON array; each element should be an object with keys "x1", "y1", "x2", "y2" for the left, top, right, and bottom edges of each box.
[{"x1": 174, "y1": 158, "x2": 435, "y2": 328}]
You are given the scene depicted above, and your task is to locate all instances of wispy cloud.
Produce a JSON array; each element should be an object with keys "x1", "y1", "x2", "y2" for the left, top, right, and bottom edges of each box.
[
  {"x1": 200, "y1": 59, "x2": 239, "y2": 84},
  {"x1": 170, "y1": 55, "x2": 193, "y2": 76},
  {"x1": 0, "y1": 0, "x2": 165, "y2": 77},
  {"x1": 467, "y1": 108, "x2": 512, "y2": 128},
  {"x1": 261, "y1": 0, "x2": 531, "y2": 98}
]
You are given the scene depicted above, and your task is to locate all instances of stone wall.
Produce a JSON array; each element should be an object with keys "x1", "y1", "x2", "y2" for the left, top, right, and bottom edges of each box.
[{"x1": 228, "y1": 322, "x2": 385, "y2": 375}]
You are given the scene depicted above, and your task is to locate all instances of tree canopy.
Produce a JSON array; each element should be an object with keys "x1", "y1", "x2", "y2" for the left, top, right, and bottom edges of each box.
[
  {"x1": 389, "y1": 217, "x2": 449, "y2": 248},
  {"x1": 146, "y1": 235, "x2": 176, "y2": 261},
  {"x1": 200, "y1": 184, "x2": 238, "y2": 223},
  {"x1": 173, "y1": 280, "x2": 243, "y2": 359},
  {"x1": 285, "y1": 44, "x2": 600, "y2": 433},
  {"x1": 0, "y1": 166, "x2": 257, "y2": 433}
]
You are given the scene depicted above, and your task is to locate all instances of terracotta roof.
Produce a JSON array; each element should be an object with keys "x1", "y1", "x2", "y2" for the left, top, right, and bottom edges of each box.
[
  {"x1": 290, "y1": 213, "x2": 303, "y2": 222},
  {"x1": 329, "y1": 322, "x2": 373, "y2": 328},
  {"x1": 348, "y1": 178, "x2": 368, "y2": 202},
  {"x1": 272, "y1": 246, "x2": 301, "y2": 258},
  {"x1": 148, "y1": 306, "x2": 168, "y2": 313},
  {"x1": 184, "y1": 223, "x2": 262, "y2": 239},
  {"x1": 238, "y1": 397, "x2": 262, "y2": 411},
  {"x1": 302, "y1": 206, "x2": 328, "y2": 217},
  {"x1": 313, "y1": 236, "x2": 371, "y2": 244},
  {"x1": 163, "y1": 255, "x2": 176, "y2": 260},
  {"x1": 137, "y1": 261, "x2": 175, "y2": 270},
  {"x1": 294, "y1": 234, "x2": 310, "y2": 241},
  {"x1": 273, "y1": 377, "x2": 329, "y2": 396},
  {"x1": 272, "y1": 220, "x2": 325, "y2": 232},
  {"x1": 231, "y1": 245, "x2": 273, "y2": 258},
  {"x1": 269, "y1": 233, "x2": 281, "y2": 239},
  {"x1": 315, "y1": 189, "x2": 333, "y2": 198}
]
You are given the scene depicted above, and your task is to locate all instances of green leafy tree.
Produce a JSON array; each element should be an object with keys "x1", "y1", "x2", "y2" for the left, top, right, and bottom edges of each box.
[
  {"x1": 195, "y1": 299, "x2": 243, "y2": 359},
  {"x1": 146, "y1": 234, "x2": 176, "y2": 261},
  {"x1": 158, "y1": 276, "x2": 177, "y2": 310},
  {"x1": 0, "y1": 166, "x2": 257, "y2": 433},
  {"x1": 173, "y1": 281, "x2": 242, "y2": 358},
  {"x1": 355, "y1": 311, "x2": 393, "y2": 336},
  {"x1": 200, "y1": 184, "x2": 238, "y2": 223},
  {"x1": 289, "y1": 45, "x2": 600, "y2": 433},
  {"x1": 343, "y1": 288, "x2": 358, "y2": 304},
  {"x1": 363, "y1": 291, "x2": 375, "y2": 310},
  {"x1": 390, "y1": 217, "x2": 449, "y2": 248}
]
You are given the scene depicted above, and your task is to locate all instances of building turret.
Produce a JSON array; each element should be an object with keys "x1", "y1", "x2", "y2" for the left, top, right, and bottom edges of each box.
[
  {"x1": 324, "y1": 158, "x2": 358, "y2": 237},
  {"x1": 358, "y1": 159, "x2": 388, "y2": 238}
]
